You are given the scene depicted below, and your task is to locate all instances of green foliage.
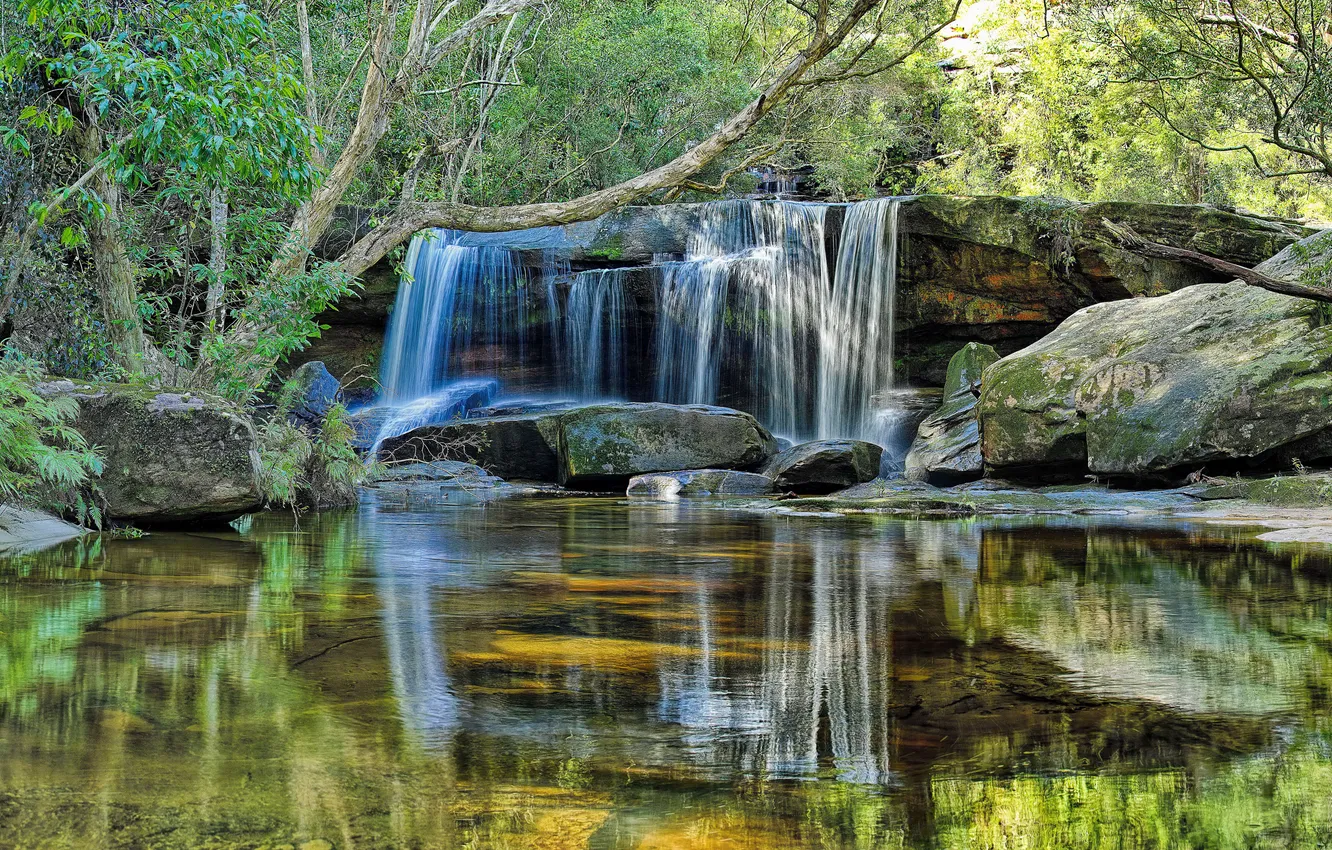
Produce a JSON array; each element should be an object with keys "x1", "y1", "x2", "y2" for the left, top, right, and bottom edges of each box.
[
  {"x1": 257, "y1": 380, "x2": 371, "y2": 511},
  {"x1": 0, "y1": 359, "x2": 102, "y2": 510}
]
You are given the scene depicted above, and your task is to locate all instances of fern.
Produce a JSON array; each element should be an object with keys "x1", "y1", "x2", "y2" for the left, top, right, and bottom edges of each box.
[
  {"x1": 257, "y1": 373, "x2": 372, "y2": 511},
  {"x1": 0, "y1": 359, "x2": 103, "y2": 513}
]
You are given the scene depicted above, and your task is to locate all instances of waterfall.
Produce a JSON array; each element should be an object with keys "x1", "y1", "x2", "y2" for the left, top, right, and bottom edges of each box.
[
  {"x1": 564, "y1": 268, "x2": 629, "y2": 399},
  {"x1": 372, "y1": 198, "x2": 909, "y2": 454},
  {"x1": 654, "y1": 200, "x2": 830, "y2": 437},
  {"x1": 818, "y1": 198, "x2": 902, "y2": 441},
  {"x1": 378, "y1": 229, "x2": 530, "y2": 404}
]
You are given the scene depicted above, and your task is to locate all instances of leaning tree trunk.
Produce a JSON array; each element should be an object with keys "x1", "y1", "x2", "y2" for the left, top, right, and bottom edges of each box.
[{"x1": 75, "y1": 124, "x2": 151, "y2": 369}]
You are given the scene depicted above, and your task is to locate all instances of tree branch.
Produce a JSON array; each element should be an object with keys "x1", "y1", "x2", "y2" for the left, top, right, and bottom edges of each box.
[{"x1": 1101, "y1": 218, "x2": 1332, "y2": 303}]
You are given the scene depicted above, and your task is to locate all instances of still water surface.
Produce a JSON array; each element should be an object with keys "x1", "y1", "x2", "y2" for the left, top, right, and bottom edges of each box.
[{"x1": 3, "y1": 492, "x2": 1332, "y2": 848}]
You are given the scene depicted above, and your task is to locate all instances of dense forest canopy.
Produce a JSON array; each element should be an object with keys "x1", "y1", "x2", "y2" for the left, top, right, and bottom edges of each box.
[{"x1": 0, "y1": 0, "x2": 1327, "y2": 396}]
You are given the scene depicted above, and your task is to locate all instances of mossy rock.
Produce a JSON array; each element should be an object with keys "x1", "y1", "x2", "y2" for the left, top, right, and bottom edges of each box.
[
  {"x1": 51, "y1": 383, "x2": 262, "y2": 524},
  {"x1": 560, "y1": 403, "x2": 777, "y2": 488},
  {"x1": 905, "y1": 342, "x2": 999, "y2": 484},
  {"x1": 978, "y1": 230, "x2": 1332, "y2": 480}
]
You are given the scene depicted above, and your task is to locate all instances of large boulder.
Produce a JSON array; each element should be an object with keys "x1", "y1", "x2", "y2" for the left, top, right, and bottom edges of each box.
[
  {"x1": 560, "y1": 403, "x2": 777, "y2": 487},
  {"x1": 905, "y1": 342, "x2": 999, "y2": 484},
  {"x1": 57, "y1": 385, "x2": 262, "y2": 523},
  {"x1": 627, "y1": 469, "x2": 775, "y2": 499},
  {"x1": 978, "y1": 230, "x2": 1332, "y2": 479},
  {"x1": 376, "y1": 412, "x2": 564, "y2": 481},
  {"x1": 283, "y1": 361, "x2": 341, "y2": 427},
  {"x1": 0, "y1": 506, "x2": 82, "y2": 554},
  {"x1": 764, "y1": 439, "x2": 883, "y2": 494}
]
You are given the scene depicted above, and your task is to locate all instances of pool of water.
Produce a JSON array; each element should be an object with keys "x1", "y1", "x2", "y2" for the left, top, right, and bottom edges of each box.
[{"x1": 2, "y1": 492, "x2": 1331, "y2": 848}]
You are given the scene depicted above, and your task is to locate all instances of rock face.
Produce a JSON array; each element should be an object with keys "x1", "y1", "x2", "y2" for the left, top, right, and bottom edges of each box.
[
  {"x1": 378, "y1": 402, "x2": 777, "y2": 488},
  {"x1": 905, "y1": 342, "x2": 999, "y2": 484},
  {"x1": 63, "y1": 386, "x2": 262, "y2": 523},
  {"x1": 627, "y1": 469, "x2": 775, "y2": 498},
  {"x1": 559, "y1": 403, "x2": 777, "y2": 487},
  {"x1": 895, "y1": 196, "x2": 1312, "y2": 383},
  {"x1": 284, "y1": 361, "x2": 341, "y2": 427},
  {"x1": 764, "y1": 439, "x2": 883, "y2": 494},
  {"x1": 978, "y1": 230, "x2": 1332, "y2": 480},
  {"x1": 376, "y1": 412, "x2": 564, "y2": 482}
]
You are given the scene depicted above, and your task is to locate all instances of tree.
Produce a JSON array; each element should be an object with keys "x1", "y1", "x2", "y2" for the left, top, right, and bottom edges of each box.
[
  {"x1": 1093, "y1": 0, "x2": 1332, "y2": 179},
  {"x1": 1, "y1": 0, "x2": 316, "y2": 372},
  {"x1": 197, "y1": 0, "x2": 964, "y2": 393}
]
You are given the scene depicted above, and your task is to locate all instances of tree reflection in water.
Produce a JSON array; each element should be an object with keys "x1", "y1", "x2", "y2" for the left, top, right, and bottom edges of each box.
[{"x1": 2, "y1": 496, "x2": 1332, "y2": 848}]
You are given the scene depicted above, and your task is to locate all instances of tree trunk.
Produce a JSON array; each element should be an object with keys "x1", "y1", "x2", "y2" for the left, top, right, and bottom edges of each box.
[
  {"x1": 75, "y1": 124, "x2": 150, "y2": 369},
  {"x1": 206, "y1": 184, "x2": 229, "y2": 327},
  {"x1": 297, "y1": 0, "x2": 323, "y2": 168}
]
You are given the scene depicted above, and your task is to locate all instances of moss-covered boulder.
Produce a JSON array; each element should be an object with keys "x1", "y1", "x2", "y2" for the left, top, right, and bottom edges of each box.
[
  {"x1": 905, "y1": 342, "x2": 999, "y2": 484},
  {"x1": 763, "y1": 439, "x2": 883, "y2": 494},
  {"x1": 62, "y1": 385, "x2": 262, "y2": 524},
  {"x1": 560, "y1": 403, "x2": 777, "y2": 487},
  {"x1": 626, "y1": 469, "x2": 775, "y2": 498},
  {"x1": 978, "y1": 230, "x2": 1332, "y2": 480},
  {"x1": 375, "y1": 412, "x2": 563, "y2": 481}
]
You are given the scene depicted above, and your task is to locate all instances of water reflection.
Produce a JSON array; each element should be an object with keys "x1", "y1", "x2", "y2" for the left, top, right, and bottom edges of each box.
[{"x1": 2, "y1": 497, "x2": 1332, "y2": 847}]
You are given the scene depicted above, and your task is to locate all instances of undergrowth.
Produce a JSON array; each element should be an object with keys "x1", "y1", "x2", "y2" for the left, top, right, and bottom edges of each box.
[{"x1": 257, "y1": 375, "x2": 374, "y2": 512}]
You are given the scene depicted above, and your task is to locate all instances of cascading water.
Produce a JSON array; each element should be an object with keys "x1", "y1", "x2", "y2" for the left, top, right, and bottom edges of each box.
[
  {"x1": 378, "y1": 229, "x2": 530, "y2": 404},
  {"x1": 371, "y1": 197, "x2": 911, "y2": 460},
  {"x1": 818, "y1": 198, "x2": 902, "y2": 441},
  {"x1": 564, "y1": 268, "x2": 629, "y2": 399},
  {"x1": 654, "y1": 200, "x2": 830, "y2": 437}
]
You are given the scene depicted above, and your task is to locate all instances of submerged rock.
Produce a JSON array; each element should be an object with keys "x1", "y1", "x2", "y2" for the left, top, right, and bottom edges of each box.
[
  {"x1": 905, "y1": 342, "x2": 999, "y2": 484},
  {"x1": 627, "y1": 469, "x2": 774, "y2": 498},
  {"x1": 371, "y1": 460, "x2": 501, "y2": 484},
  {"x1": 764, "y1": 439, "x2": 882, "y2": 494},
  {"x1": 978, "y1": 230, "x2": 1332, "y2": 480},
  {"x1": 560, "y1": 403, "x2": 777, "y2": 487},
  {"x1": 283, "y1": 361, "x2": 341, "y2": 427},
  {"x1": 59, "y1": 385, "x2": 262, "y2": 523}
]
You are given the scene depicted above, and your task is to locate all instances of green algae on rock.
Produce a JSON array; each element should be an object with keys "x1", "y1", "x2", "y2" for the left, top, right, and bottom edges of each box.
[
  {"x1": 978, "y1": 230, "x2": 1332, "y2": 480},
  {"x1": 905, "y1": 342, "x2": 1000, "y2": 484}
]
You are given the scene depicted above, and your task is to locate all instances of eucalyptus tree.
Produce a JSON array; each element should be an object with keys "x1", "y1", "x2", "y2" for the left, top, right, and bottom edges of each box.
[{"x1": 1092, "y1": 0, "x2": 1332, "y2": 180}]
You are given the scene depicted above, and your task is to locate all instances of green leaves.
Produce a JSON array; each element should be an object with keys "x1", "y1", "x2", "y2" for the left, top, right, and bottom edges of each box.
[{"x1": 0, "y1": 360, "x2": 102, "y2": 505}]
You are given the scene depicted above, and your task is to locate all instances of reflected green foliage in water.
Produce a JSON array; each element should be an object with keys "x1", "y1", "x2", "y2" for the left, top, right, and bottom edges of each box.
[{"x1": 3, "y1": 496, "x2": 1332, "y2": 847}]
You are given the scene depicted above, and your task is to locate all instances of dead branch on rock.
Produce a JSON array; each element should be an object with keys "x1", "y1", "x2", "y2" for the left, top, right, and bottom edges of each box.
[{"x1": 1100, "y1": 218, "x2": 1332, "y2": 304}]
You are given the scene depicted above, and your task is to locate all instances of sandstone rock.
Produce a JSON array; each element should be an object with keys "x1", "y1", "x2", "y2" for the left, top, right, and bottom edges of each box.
[
  {"x1": 905, "y1": 343, "x2": 999, "y2": 484},
  {"x1": 764, "y1": 439, "x2": 883, "y2": 494},
  {"x1": 61, "y1": 386, "x2": 262, "y2": 523},
  {"x1": 284, "y1": 361, "x2": 341, "y2": 427},
  {"x1": 0, "y1": 506, "x2": 82, "y2": 554},
  {"x1": 627, "y1": 469, "x2": 774, "y2": 498},
  {"x1": 560, "y1": 403, "x2": 777, "y2": 487},
  {"x1": 978, "y1": 230, "x2": 1332, "y2": 479},
  {"x1": 376, "y1": 412, "x2": 564, "y2": 481},
  {"x1": 895, "y1": 196, "x2": 1311, "y2": 384}
]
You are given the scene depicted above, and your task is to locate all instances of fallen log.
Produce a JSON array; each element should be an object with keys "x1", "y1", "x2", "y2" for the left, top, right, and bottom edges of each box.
[{"x1": 1101, "y1": 218, "x2": 1332, "y2": 304}]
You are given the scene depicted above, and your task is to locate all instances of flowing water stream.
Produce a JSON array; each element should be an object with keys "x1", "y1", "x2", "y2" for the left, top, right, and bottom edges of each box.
[{"x1": 4, "y1": 493, "x2": 1332, "y2": 848}]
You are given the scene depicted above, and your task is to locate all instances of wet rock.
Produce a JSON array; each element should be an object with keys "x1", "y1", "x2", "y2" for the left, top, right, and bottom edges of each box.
[
  {"x1": 560, "y1": 403, "x2": 777, "y2": 488},
  {"x1": 0, "y1": 506, "x2": 81, "y2": 554},
  {"x1": 376, "y1": 412, "x2": 564, "y2": 481},
  {"x1": 346, "y1": 405, "x2": 391, "y2": 451},
  {"x1": 905, "y1": 342, "x2": 999, "y2": 484},
  {"x1": 978, "y1": 230, "x2": 1332, "y2": 479},
  {"x1": 371, "y1": 460, "x2": 500, "y2": 483},
  {"x1": 763, "y1": 439, "x2": 882, "y2": 494},
  {"x1": 627, "y1": 469, "x2": 774, "y2": 498},
  {"x1": 283, "y1": 361, "x2": 341, "y2": 427},
  {"x1": 54, "y1": 385, "x2": 262, "y2": 524}
]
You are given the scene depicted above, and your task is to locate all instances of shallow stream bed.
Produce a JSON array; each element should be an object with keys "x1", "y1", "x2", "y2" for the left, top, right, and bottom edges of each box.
[{"x1": 3, "y1": 492, "x2": 1331, "y2": 848}]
